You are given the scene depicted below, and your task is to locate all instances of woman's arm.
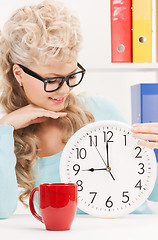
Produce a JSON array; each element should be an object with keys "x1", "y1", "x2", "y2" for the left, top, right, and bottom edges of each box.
[
  {"x1": 0, "y1": 125, "x2": 18, "y2": 219},
  {"x1": 0, "y1": 104, "x2": 68, "y2": 219}
]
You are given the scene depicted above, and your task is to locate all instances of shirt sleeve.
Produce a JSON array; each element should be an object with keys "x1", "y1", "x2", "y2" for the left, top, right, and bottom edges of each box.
[{"x1": 0, "y1": 125, "x2": 18, "y2": 218}]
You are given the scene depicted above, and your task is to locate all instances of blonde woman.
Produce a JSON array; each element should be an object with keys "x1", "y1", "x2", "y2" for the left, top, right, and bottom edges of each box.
[{"x1": 0, "y1": 0, "x2": 137, "y2": 219}]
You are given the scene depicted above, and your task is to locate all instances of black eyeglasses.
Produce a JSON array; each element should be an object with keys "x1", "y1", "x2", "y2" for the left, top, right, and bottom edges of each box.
[{"x1": 18, "y1": 62, "x2": 86, "y2": 93}]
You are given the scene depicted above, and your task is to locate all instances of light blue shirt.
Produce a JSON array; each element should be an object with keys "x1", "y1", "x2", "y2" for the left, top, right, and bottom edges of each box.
[{"x1": 0, "y1": 95, "x2": 157, "y2": 218}]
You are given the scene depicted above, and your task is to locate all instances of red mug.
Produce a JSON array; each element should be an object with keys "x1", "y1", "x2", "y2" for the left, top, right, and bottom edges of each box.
[{"x1": 29, "y1": 183, "x2": 77, "y2": 231}]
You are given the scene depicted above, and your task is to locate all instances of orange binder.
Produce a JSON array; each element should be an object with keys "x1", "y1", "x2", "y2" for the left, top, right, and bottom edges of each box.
[{"x1": 111, "y1": 0, "x2": 132, "y2": 62}]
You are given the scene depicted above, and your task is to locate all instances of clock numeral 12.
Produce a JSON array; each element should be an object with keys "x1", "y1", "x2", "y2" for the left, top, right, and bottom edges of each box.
[{"x1": 103, "y1": 131, "x2": 114, "y2": 143}]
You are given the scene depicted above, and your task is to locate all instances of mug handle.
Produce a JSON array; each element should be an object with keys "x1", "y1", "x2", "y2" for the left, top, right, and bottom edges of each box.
[{"x1": 29, "y1": 187, "x2": 44, "y2": 223}]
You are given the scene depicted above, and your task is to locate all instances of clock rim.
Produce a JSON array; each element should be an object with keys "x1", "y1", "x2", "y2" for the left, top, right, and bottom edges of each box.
[{"x1": 60, "y1": 120, "x2": 157, "y2": 218}]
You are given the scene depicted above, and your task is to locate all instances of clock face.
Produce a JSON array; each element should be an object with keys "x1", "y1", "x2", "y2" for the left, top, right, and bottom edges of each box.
[{"x1": 60, "y1": 120, "x2": 157, "y2": 218}]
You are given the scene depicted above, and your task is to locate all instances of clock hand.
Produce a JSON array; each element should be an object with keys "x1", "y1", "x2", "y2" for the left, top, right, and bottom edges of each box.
[
  {"x1": 91, "y1": 139, "x2": 107, "y2": 168},
  {"x1": 106, "y1": 140, "x2": 110, "y2": 168},
  {"x1": 105, "y1": 137, "x2": 116, "y2": 181},
  {"x1": 109, "y1": 171, "x2": 115, "y2": 181},
  {"x1": 82, "y1": 167, "x2": 108, "y2": 172},
  {"x1": 91, "y1": 139, "x2": 115, "y2": 181},
  {"x1": 105, "y1": 133, "x2": 111, "y2": 169},
  {"x1": 82, "y1": 167, "x2": 115, "y2": 180}
]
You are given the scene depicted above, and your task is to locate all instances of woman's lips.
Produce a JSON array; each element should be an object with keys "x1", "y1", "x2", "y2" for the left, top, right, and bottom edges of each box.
[{"x1": 49, "y1": 97, "x2": 65, "y2": 104}]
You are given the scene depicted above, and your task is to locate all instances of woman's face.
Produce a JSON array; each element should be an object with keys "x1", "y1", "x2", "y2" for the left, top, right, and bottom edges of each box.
[{"x1": 13, "y1": 59, "x2": 78, "y2": 112}]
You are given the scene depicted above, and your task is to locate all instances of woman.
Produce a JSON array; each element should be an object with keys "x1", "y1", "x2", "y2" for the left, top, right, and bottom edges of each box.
[{"x1": 0, "y1": 0, "x2": 137, "y2": 219}]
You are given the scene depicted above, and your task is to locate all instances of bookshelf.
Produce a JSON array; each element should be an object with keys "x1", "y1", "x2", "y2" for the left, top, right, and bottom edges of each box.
[{"x1": 87, "y1": 63, "x2": 158, "y2": 71}]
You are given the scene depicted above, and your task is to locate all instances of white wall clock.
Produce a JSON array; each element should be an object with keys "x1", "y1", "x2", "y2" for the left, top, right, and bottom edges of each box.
[{"x1": 60, "y1": 120, "x2": 157, "y2": 218}]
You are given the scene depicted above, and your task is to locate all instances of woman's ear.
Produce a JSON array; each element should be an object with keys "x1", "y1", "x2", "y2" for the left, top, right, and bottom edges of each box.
[{"x1": 12, "y1": 64, "x2": 23, "y2": 86}]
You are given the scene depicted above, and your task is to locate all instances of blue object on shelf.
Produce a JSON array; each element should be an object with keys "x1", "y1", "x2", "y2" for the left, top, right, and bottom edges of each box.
[{"x1": 131, "y1": 83, "x2": 158, "y2": 162}]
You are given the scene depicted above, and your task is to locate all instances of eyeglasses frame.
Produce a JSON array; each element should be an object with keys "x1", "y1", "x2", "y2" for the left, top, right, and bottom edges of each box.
[{"x1": 17, "y1": 62, "x2": 86, "y2": 92}]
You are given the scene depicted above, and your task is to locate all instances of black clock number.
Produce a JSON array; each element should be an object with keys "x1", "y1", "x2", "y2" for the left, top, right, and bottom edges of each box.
[
  {"x1": 138, "y1": 163, "x2": 145, "y2": 174},
  {"x1": 123, "y1": 135, "x2": 127, "y2": 146},
  {"x1": 103, "y1": 131, "x2": 114, "y2": 143},
  {"x1": 135, "y1": 180, "x2": 142, "y2": 190},
  {"x1": 76, "y1": 148, "x2": 87, "y2": 159},
  {"x1": 105, "y1": 196, "x2": 113, "y2": 208},
  {"x1": 135, "y1": 146, "x2": 142, "y2": 158},
  {"x1": 89, "y1": 192, "x2": 97, "y2": 203},
  {"x1": 122, "y1": 191, "x2": 129, "y2": 203},
  {"x1": 73, "y1": 164, "x2": 80, "y2": 175},
  {"x1": 89, "y1": 135, "x2": 97, "y2": 147},
  {"x1": 76, "y1": 180, "x2": 83, "y2": 191}
]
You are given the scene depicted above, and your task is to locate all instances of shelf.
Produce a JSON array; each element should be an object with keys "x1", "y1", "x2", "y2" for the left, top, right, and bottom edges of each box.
[{"x1": 86, "y1": 63, "x2": 158, "y2": 71}]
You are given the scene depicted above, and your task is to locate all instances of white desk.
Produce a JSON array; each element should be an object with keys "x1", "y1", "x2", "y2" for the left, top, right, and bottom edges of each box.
[{"x1": 0, "y1": 213, "x2": 157, "y2": 240}]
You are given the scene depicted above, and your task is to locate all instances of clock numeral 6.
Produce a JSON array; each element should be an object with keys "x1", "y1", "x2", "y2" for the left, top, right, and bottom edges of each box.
[
  {"x1": 76, "y1": 148, "x2": 87, "y2": 159},
  {"x1": 105, "y1": 196, "x2": 113, "y2": 208},
  {"x1": 76, "y1": 180, "x2": 83, "y2": 191}
]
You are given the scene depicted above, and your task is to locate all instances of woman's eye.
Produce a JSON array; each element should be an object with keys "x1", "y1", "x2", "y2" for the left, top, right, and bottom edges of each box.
[
  {"x1": 48, "y1": 80, "x2": 57, "y2": 84},
  {"x1": 48, "y1": 78, "x2": 61, "y2": 84}
]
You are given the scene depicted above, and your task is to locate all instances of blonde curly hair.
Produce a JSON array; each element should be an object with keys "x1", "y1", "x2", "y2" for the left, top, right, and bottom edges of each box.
[{"x1": 0, "y1": 0, "x2": 95, "y2": 207}]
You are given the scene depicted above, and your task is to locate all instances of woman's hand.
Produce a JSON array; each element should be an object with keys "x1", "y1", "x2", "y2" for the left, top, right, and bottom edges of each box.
[
  {"x1": 131, "y1": 123, "x2": 158, "y2": 149},
  {"x1": 0, "y1": 104, "x2": 67, "y2": 130}
]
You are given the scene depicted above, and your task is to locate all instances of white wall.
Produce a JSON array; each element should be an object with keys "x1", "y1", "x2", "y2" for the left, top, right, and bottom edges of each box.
[{"x1": 0, "y1": 0, "x2": 157, "y2": 214}]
